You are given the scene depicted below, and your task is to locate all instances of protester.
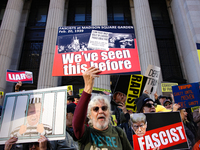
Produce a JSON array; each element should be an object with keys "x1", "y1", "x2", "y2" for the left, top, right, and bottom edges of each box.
[
  {"x1": 111, "y1": 91, "x2": 130, "y2": 126},
  {"x1": 4, "y1": 135, "x2": 49, "y2": 150},
  {"x1": 157, "y1": 95, "x2": 167, "y2": 106},
  {"x1": 180, "y1": 109, "x2": 196, "y2": 149},
  {"x1": 50, "y1": 103, "x2": 78, "y2": 150},
  {"x1": 72, "y1": 67, "x2": 133, "y2": 149},
  {"x1": 74, "y1": 95, "x2": 80, "y2": 105},
  {"x1": 67, "y1": 90, "x2": 73, "y2": 96},
  {"x1": 67, "y1": 96, "x2": 74, "y2": 104},
  {"x1": 135, "y1": 93, "x2": 157, "y2": 113},
  {"x1": 142, "y1": 91, "x2": 180, "y2": 112},
  {"x1": 193, "y1": 107, "x2": 200, "y2": 129},
  {"x1": 163, "y1": 98, "x2": 172, "y2": 110}
]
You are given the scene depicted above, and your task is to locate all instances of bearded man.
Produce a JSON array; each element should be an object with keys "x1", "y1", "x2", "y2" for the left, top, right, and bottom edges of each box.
[{"x1": 72, "y1": 67, "x2": 132, "y2": 150}]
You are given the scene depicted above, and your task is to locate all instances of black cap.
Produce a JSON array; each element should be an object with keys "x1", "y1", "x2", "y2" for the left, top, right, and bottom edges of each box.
[
  {"x1": 163, "y1": 99, "x2": 172, "y2": 106},
  {"x1": 74, "y1": 94, "x2": 80, "y2": 99},
  {"x1": 135, "y1": 93, "x2": 154, "y2": 113},
  {"x1": 158, "y1": 95, "x2": 167, "y2": 100},
  {"x1": 67, "y1": 103, "x2": 76, "y2": 114},
  {"x1": 67, "y1": 96, "x2": 74, "y2": 102}
]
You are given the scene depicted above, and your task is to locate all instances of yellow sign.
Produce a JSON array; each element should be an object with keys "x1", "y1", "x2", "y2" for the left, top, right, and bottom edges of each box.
[
  {"x1": 161, "y1": 83, "x2": 178, "y2": 92},
  {"x1": 198, "y1": 49, "x2": 200, "y2": 63},
  {"x1": 125, "y1": 74, "x2": 144, "y2": 112},
  {"x1": 0, "y1": 91, "x2": 4, "y2": 96},
  {"x1": 111, "y1": 115, "x2": 117, "y2": 126},
  {"x1": 67, "y1": 85, "x2": 73, "y2": 91},
  {"x1": 79, "y1": 87, "x2": 111, "y2": 96}
]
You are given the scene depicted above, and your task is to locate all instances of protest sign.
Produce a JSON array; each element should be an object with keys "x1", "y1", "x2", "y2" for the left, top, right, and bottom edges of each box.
[
  {"x1": 143, "y1": 65, "x2": 160, "y2": 95},
  {"x1": 196, "y1": 43, "x2": 200, "y2": 63},
  {"x1": 52, "y1": 26, "x2": 141, "y2": 76},
  {"x1": 0, "y1": 86, "x2": 67, "y2": 144},
  {"x1": 161, "y1": 82, "x2": 178, "y2": 97},
  {"x1": 172, "y1": 82, "x2": 200, "y2": 109},
  {"x1": 6, "y1": 70, "x2": 33, "y2": 83},
  {"x1": 125, "y1": 74, "x2": 147, "y2": 112},
  {"x1": 131, "y1": 112, "x2": 188, "y2": 150},
  {"x1": 67, "y1": 85, "x2": 73, "y2": 91},
  {"x1": 79, "y1": 87, "x2": 111, "y2": 96},
  {"x1": 0, "y1": 91, "x2": 3, "y2": 99}
]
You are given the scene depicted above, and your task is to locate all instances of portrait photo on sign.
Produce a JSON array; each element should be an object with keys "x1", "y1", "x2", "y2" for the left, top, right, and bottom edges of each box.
[
  {"x1": 130, "y1": 112, "x2": 189, "y2": 150},
  {"x1": 0, "y1": 86, "x2": 67, "y2": 144}
]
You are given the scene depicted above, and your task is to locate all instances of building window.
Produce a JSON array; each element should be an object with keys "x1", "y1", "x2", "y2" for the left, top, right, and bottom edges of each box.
[
  {"x1": 0, "y1": 0, "x2": 7, "y2": 26},
  {"x1": 18, "y1": 0, "x2": 49, "y2": 90},
  {"x1": 149, "y1": 0, "x2": 186, "y2": 84},
  {"x1": 27, "y1": 0, "x2": 49, "y2": 27},
  {"x1": 67, "y1": 0, "x2": 91, "y2": 25},
  {"x1": 107, "y1": 0, "x2": 132, "y2": 25}
]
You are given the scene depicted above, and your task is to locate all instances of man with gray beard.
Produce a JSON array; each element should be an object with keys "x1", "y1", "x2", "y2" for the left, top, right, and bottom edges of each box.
[{"x1": 72, "y1": 67, "x2": 132, "y2": 150}]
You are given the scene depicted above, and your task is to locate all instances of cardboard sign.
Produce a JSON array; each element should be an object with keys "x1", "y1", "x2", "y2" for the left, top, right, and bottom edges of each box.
[
  {"x1": 131, "y1": 112, "x2": 188, "y2": 150},
  {"x1": 161, "y1": 83, "x2": 178, "y2": 93},
  {"x1": 196, "y1": 43, "x2": 200, "y2": 63},
  {"x1": 67, "y1": 85, "x2": 73, "y2": 91},
  {"x1": 125, "y1": 74, "x2": 147, "y2": 112},
  {"x1": 143, "y1": 65, "x2": 160, "y2": 95},
  {"x1": 6, "y1": 70, "x2": 33, "y2": 83},
  {"x1": 172, "y1": 83, "x2": 200, "y2": 109},
  {"x1": 0, "y1": 86, "x2": 67, "y2": 144},
  {"x1": 52, "y1": 26, "x2": 141, "y2": 76},
  {"x1": 79, "y1": 87, "x2": 111, "y2": 96}
]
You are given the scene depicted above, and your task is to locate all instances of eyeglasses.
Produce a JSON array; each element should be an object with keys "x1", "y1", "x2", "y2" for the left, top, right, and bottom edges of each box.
[
  {"x1": 144, "y1": 103, "x2": 157, "y2": 108},
  {"x1": 92, "y1": 106, "x2": 108, "y2": 112}
]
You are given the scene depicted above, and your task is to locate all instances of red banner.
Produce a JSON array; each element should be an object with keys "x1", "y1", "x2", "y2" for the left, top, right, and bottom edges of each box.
[
  {"x1": 6, "y1": 70, "x2": 33, "y2": 83},
  {"x1": 133, "y1": 122, "x2": 187, "y2": 150}
]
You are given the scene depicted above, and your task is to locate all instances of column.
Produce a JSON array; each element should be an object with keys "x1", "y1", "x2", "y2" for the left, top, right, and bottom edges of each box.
[
  {"x1": 37, "y1": 0, "x2": 65, "y2": 89},
  {"x1": 0, "y1": 0, "x2": 24, "y2": 92},
  {"x1": 92, "y1": 0, "x2": 111, "y2": 93},
  {"x1": 170, "y1": 0, "x2": 200, "y2": 83},
  {"x1": 133, "y1": 0, "x2": 162, "y2": 94}
]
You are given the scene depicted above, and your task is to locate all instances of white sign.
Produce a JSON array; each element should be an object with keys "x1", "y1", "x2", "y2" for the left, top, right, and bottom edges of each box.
[
  {"x1": 143, "y1": 64, "x2": 161, "y2": 95},
  {"x1": 0, "y1": 86, "x2": 67, "y2": 144}
]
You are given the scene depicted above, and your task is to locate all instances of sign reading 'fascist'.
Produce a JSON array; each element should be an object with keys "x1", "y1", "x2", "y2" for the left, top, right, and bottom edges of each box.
[{"x1": 52, "y1": 26, "x2": 141, "y2": 76}]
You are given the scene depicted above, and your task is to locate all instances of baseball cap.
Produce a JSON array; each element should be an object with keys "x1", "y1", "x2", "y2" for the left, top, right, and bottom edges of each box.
[
  {"x1": 135, "y1": 93, "x2": 154, "y2": 113},
  {"x1": 163, "y1": 100, "x2": 172, "y2": 106},
  {"x1": 158, "y1": 95, "x2": 167, "y2": 100},
  {"x1": 67, "y1": 103, "x2": 76, "y2": 114}
]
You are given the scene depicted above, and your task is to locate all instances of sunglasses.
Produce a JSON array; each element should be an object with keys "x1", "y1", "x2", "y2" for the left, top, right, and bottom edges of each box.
[
  {"x1": 164, "y1": 103, "x2": 171, "y2": 106},
  {"x1": 144, "y1": 103, "x2": 157, "y2": 108},
  {"x1": 92, "y1": 106, "x2": 108, "y2": 112}
]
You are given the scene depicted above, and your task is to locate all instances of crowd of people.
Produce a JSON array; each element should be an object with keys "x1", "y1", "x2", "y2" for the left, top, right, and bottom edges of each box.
[{"x1": 0, "y1": 67, "x2": 200, "y2": 150}]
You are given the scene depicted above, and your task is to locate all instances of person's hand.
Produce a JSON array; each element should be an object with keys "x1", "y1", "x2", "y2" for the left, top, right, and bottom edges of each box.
[
  {"x1": 37, "y1": 124, "x2": 44, "y2": 133},
  {"x1": 173, "y1": 103, "x2": 180, "y2": 111},
  {"x1": 144, "y1": 90, "x2": 149, "y2": 94},
  {"x1": 83, "y1": 67, "x2": 101, "y2": 94},
  {"x1": 154, "y1": 91, "x2": 158, "y2": 100},
  {"x1": 4, "y1": 137, "x2": 18, "y2": 150},
  {"x1": 128, "y1": 110, "x2": 133, "y2": 114},
  {"x1": 170, "y1": 93, "x2": 175, "y2": 103},
  {"x1": 153, "y1": 147, "x2": 160, "y2": 150},
  {"x1": 15, "y1": 81, "x2": 22, "y2": 92},
  {"x1": 19, "y1": 124, "x2": 27, "y2": 135},
  {"x1": 118, "y1": 103, "x2": 127, "y2": 114},
  {"x1": 38, "y1": 135, "x2": 47, "y2": 150}
]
